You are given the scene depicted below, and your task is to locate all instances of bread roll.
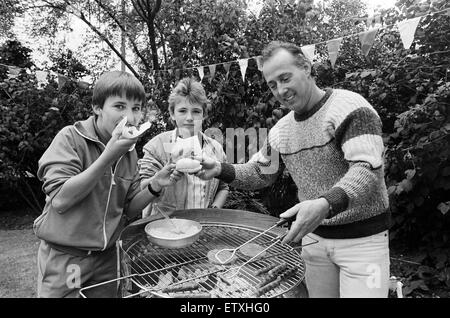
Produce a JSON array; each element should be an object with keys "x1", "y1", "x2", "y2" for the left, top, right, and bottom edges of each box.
[{"x1": 176, "y1": 157, "x2": 201, "y2": 173}]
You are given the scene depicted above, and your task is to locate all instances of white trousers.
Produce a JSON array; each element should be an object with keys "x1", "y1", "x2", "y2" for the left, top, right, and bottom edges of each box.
[{"x1": 301, "y1": 230, "x2": 390, "y2": 298}]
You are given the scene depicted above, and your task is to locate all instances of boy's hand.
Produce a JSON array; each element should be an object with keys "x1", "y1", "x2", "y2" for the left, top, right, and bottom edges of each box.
[
  {"x1": 193, "y1": 155, "x2": 222, "y2": 180},
  {"x1": 153, "y1": 163, "x2": 183, "y2": 189},
  {"x1": 103, "y1": 119, "x2": 138, "y2": 161}
]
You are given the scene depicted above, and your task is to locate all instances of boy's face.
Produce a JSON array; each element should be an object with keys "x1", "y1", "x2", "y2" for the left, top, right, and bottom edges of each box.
[
  {"x1": 170, "y1": 97, "x2": 204, "y2": 137},
  {"x1": 93, "y1": 94, "x2": 143, "y2": 140}
]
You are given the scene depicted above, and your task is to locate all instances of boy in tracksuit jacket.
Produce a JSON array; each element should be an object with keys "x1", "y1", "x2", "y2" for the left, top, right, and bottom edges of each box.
[{"x1": 34, "y1": 71, "x2": 182, "y2": 298}]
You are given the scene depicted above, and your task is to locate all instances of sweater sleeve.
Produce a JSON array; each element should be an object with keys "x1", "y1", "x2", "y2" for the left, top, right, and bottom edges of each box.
[
  {"x1": 321, "y1": 96, "x2": 385, "y2": 217},
  {"x1": 219, "y1": 134, "x2": 285, "y2": 190}
]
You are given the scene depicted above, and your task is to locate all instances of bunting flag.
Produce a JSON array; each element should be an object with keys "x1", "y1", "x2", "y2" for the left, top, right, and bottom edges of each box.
[
  {"x1": 397, "y1": 16, "x2": 421, "y2": 49},
  {"x1": 57, "y1": 74, "x2": 69, "y2": 89},
  {"x1": 358, "y1": 28, "x2": 379, "y2": 56},
  {"x1": 327, "y1": 37, "x2": 342, "y2": 68},
  {"x1": 301, "y1": 44, "x2": 315, "y2": 62},
  {"x1": 255, "y1": 56, "x2": 263, "y2": 71},
  {"x1": 197, "y1": 66, "x2": 204, "y2": 81},
  {"x1": 238, "y1": 58, "x2": 248, "y2": 82},
  {"x1": 223, "y1": 62, "x2": 231, "y2": 78},
  {"x1": 208, "y1": 65, "x2": 216, "y2": 83}
]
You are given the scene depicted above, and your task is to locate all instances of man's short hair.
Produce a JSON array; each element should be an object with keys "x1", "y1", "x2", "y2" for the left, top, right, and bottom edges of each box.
[
  {"x1": 261, "y1": 41, "x2": 311, "y2": 70},
  {"x1": 92, "y1": 71, "x2": 146, "y2": 108},
  {"x1": 168, "y1": 77, "x2": 209, "y2": 113}
]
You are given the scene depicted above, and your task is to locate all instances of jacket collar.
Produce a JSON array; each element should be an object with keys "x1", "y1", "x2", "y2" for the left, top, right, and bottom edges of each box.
[{"x1": 73, "y1": 116, "x2": 104, "y2": 144}]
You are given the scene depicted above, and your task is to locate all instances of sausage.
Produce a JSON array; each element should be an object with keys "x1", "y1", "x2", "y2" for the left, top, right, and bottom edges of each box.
[
  {"x1": 161, "y1": 281, "x2": 200, "y2": 293},
  {"x1": 256, "y1": 273, "x2": 278, "y2": 289},
  {"x1": 254, "y1": 277, "x2": 283, "y2": 297},
  {"x1": 254, "y1": 263, "x2": 279, "y2": 276},
  {"x1": 169, "y1": 292, "x2": 211, "y2": 298},
  {"x1": 268, "y1": 263, "x2": 288, "y2": 276},
  {"x1": 254, "y1": 266, "x2": 298, "y2": 297}
]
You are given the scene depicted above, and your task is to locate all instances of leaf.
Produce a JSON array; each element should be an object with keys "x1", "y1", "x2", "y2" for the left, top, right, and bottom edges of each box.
[
  {"x1": 437, "y1": 202, "x2": 450, "y2": 215},
  {"x1": 396, "y1": 179, "x2": 413, "y2": 194},
  {"x1": 379, "y1": 93, "x2": 387, "y2": 100},
  {"x1": 387, "y1": 186, "x2": 397, "y2": 196},
  {"x1": 429, "y1": 131, "x2": 441, "y2": 140},
  {"x1": 405, "y1": 169, "x2": 416, "y2": 180}
]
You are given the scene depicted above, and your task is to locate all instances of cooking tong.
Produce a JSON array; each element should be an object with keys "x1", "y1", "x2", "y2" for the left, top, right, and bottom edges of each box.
[{"x1": 213, "y1": 215, "x2": 296, "y2": 266}]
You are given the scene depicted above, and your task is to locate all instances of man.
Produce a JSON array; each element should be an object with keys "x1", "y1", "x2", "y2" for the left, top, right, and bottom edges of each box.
[{"x1": 195, "y1": 41, "x2": 391, "y2": 298}]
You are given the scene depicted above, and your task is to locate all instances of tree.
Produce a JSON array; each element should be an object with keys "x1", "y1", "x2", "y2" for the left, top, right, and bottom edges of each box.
[{"x1": 16, "y1": 0, "x2": 163, "y2": 79}]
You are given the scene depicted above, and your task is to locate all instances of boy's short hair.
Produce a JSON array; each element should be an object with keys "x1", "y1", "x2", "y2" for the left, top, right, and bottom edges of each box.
[
  {"x1": 261, "y1": 41, "x2": 312, "y2": 72},
  {"x1": 168, "y1": 77, "x2": 208, "y2": 113},
  {"x1": 92, "y1": 71, "x2": 146, "y2": 108}
]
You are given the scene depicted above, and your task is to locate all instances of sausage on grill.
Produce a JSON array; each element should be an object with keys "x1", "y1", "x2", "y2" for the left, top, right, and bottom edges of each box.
[
  {"x1": 169, "y1": 292, "x2": 211, "y2": 298},
  {"x1": 161, "y1": 281, "x2": 200, "y2": 293},
  {"x1": 254, "y1": 266, "x2": 298, "y2": 297},
  {"x1": 254, "y1": 263, "x2": 279, "y2": 276}
]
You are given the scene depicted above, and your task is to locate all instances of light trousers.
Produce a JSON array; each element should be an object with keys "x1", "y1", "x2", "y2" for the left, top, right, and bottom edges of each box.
[
  {"x1": 37, "y1": 240, "x2": 118, "y2": 298},
  {"x1": 301, "y1": 230, "x2": 390, "y2": 298}
]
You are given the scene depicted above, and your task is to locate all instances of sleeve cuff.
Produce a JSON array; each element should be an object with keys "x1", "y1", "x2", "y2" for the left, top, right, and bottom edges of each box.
[
  {"x1": 218, "y1": 163, "x2": 235, "y2": 184},
  {"x1": 321, "y1": 187, "x2": 349, "y2": 218}
]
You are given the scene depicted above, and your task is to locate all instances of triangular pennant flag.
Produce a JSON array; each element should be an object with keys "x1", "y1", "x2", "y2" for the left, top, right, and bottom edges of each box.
[
  {"x1": 208, "y1": 65, "x2": 216, "y2": 83},
  {"x1": 255, "y1": 56, "x2": 263, "y2": 71},
  {"x1": 327, "y1": 38, "x2": 342, "y2": 68},
  {"x1": 57, "y1": 73, "x2": 69, "y2": 89},
  {"x1": 358, "y1": 28, "x2": 379, "y2": 56},
  {"x1": 197, "y1": 66, "x2": 204, "y2": 81},
  {"x1": 397, "y1": 16, "x2": 421, "y2": 49},
  {"x1": 223, "y1": 62, "x2": 231, "y2": 79},
  {"x1": 238, "y1": 58, "x2": 248, "y2": 82},
  {"x1": 301, "y1": 44, "x2": 315, "y2": 62}
]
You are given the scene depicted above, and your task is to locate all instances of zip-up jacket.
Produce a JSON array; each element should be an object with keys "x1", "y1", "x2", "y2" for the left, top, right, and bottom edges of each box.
[{"x1": 34, "y1": 116, "x2": 141, "y2": 251}]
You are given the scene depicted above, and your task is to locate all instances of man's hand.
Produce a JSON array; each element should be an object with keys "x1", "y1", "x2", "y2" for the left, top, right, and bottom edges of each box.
[
  {"x1": 193, "y1": 155, "x2": 222, "y2": 180},
  {"x1": 279, "y1": 198, "x2": 330, "y2": 244}
]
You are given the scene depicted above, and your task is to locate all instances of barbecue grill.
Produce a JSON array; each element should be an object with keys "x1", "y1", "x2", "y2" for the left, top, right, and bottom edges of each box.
[{"x1": 80, "y1": 208, "x2": 310, "y2": 298}]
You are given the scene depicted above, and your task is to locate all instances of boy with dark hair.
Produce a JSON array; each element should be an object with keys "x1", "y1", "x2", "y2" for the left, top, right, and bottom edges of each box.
[{"x1": 34, "y1": 71, "x2": 182, "y2": 297}]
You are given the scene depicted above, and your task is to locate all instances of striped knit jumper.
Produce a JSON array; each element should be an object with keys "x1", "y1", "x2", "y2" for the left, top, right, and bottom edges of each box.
[{"x1": 220, "y1": 89, "x2": 390, "y2": 238}]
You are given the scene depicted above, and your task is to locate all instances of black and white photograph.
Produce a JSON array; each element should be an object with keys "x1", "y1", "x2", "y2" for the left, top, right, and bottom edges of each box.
[{"x1": 0, "y1": 0, "x2": 449, "y2": 302}]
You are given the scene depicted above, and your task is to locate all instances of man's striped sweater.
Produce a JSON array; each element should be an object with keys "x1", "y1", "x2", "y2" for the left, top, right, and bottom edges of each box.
[{"x1": 219, "y1": 89, "x2": 390, "y2": 239}]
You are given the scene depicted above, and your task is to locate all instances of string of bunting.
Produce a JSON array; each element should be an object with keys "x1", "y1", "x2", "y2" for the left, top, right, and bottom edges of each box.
[
  {"x1": 147, "y1": 7, "x2": 450, "y2": 84},
  {"x1": 1, "y1": 8, "x2": 449, "y2": 87}
]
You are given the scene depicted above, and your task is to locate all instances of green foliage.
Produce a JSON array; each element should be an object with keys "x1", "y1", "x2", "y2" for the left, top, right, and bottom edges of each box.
[
  {"x1": 0, "y1": 40, "x2": 34, "y2": 68},
  {"x1": 49, "y1": 49, "x2": 90, "y2": 80},
  {"x1": 0, "y1": 70, "x2": 92, "y2": 213}
]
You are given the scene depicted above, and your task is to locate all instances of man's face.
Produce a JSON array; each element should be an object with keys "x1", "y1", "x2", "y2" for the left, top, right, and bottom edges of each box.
[
  {"x1": 170, "y1": 97, "x2": 204, "y2": 137},
  {"x1": 93, "y1": 94, "x2": 143, "y2": 140},
  {"x1": 262, "y1": 49, "x2": 313, "y2": 115}
]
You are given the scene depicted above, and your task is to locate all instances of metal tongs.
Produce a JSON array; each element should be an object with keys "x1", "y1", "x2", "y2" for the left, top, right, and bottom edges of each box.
[
  {"x1": 221, "y1": 233, "x2": 319, "y2": 279},
  {"x1": 214, "y1": 216, "x2": 295, "y2": 265}
]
